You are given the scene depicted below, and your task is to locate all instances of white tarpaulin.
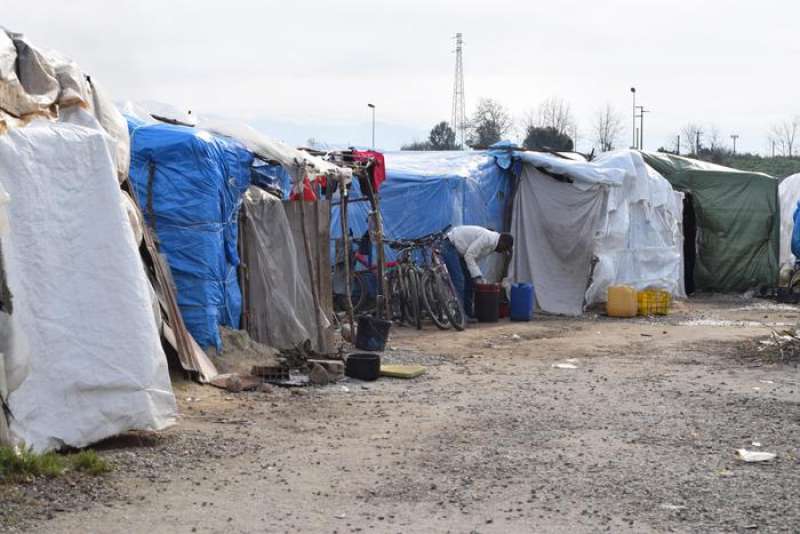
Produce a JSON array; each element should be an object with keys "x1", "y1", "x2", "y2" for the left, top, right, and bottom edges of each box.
[
  {"x1": 509, "y1": 150, "x2": 683, "y2": 316},
  {"x1": 0, "y1": 120, "x2": 176, "y2": 452},
  {"x1": 0, "y1": 29, "x2": 130, "y2": 180},
  {"x1": 779, "y1": 173, "x2": 800, "y2": 270}
]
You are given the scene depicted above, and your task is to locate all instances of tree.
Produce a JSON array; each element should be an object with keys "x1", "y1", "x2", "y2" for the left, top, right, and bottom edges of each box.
[
  {"x1": 523, "y1": 126, "x2": 574, "y2": 151},
  {"x1": 681, "y1": 123, "x2": 704, "y2": 155},
  {"x1": 592, "y1": 104, "x2": 624, "y2": 152},
  {"x1": 428, "y1": 121, "x2": 456, "y2": 150},
  {"x1": 467, "y1": 98, "x2": 513, "y2": 147},
  {"x1": 532, "y1": 96, "x2": 577, "y2": 138},
  {"x1": 768, "y1": 117, "x2": 800, "y2": 157}
]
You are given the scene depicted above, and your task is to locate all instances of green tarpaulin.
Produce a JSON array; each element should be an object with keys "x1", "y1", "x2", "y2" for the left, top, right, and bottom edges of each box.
[{"x1": 642, "y1": 152, "x2": 778, "y2": 293}]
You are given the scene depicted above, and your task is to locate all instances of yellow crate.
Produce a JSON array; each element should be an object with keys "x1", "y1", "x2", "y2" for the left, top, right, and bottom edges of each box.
[{"x1": 637, "y1": 289, "x2": 671, "y2": 316}]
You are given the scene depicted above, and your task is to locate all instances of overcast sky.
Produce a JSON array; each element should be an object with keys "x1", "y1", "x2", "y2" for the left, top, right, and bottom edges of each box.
[{"x1": 5, "y1": 1, "x2": 799, "y2": 153}]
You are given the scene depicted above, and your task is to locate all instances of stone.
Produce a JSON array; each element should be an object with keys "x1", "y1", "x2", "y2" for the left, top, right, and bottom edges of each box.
[{"x1": 309, "y1": 363, "x2": 330, "y2": 386}]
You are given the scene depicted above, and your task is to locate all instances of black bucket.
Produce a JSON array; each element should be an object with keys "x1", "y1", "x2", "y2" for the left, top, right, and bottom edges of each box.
[
  {"x1": 474, "y1": 283, "x2": 500, "y2": 323},
  {"x1": 345, "y1": 352, "x2": 381, "y2": 381},
  {"x1": 355, "y1": 315, "x2": 391, "y2": 352}
]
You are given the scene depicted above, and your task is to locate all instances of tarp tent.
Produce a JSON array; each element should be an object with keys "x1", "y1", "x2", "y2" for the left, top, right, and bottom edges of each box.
[
  {"x1": 240, "y1": 187, "x2": 330, "y2": 352},
  {"x1": 0, "y1": 28, "x2": 176, "y2": 451},
  {"x1": 779, "y1": 173, "x2": 800, "y2": 271},
  {"x1": 127, "y1": 120, "x2": 253, "y2": 350},
  {"x1": 641, "y1": 152, "x2": 779, "y2": 292},
  {"x1": 507, "y1": 150, "x2": 684, "y2": 316},
  {"x1": 331, "y1": 151, "x2": 512, "y2": 266}
]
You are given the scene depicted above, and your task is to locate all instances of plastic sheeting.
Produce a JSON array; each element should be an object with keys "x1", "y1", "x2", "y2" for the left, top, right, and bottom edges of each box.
[
  {"x1": 119, "y1": 100, "x2": 351, "y2": 187},
  {"x1": 0, "y1": 120, "x2": 176, "y2": 452},
  {"x1": 509, "y1": 150, "x2": 683, "y2": 316},
  {"x1": 0, "y1": 29, "x2": 130, "y2": 179},
  {"x1": 241, "y1": 187, "x2": 319, "y2": 350},
  {"x1": 128, "y1": 122, "x2": 253, "y2": 350},
  {"x1": 332, "y1": 150, "x2": 511, "y2": 249},
  {"x1": 779, "y1": 173, "x2": 800, "y2": 270},
  {"x1": 642, "y1": 152, "x2": 779, "y2": 292}
]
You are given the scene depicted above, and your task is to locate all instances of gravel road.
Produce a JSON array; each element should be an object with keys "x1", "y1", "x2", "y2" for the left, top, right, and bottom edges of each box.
[{"x1": 2, "y1": 296, "x2": 799, "y2": 533}]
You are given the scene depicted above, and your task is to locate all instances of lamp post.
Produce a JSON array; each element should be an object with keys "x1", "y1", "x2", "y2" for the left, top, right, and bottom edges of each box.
[
  {"x1": 730, "y1": 134, "x2": 739, "y2": 154},
  {"x1": 630, "y1": 87, "x2": 637, "y2": 149},
  {"x1": 637, "y1": 106, "x2": 650, "y2": 150},
  {"x1": 368, "y1": 103, "x2": 375, "y2": 150}
]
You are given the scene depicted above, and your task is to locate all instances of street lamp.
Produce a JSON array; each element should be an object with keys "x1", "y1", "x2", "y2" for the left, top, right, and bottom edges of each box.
[
  {"x1": 630, "y1": 87, "x2": 637, "y2": 149},
  {"x1": 367, "y1": 103, "x2": 375, "y2": 150}
]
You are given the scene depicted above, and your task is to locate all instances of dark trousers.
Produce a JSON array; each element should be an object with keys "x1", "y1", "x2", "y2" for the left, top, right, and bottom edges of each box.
[{"x1": 441, "y1": 240, "x2": 475, "y2": 317}]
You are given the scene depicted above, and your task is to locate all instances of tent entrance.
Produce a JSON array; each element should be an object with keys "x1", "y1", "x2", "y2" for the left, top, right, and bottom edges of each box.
[{"x1": 683, "y1": 193, "x2": 697, "y2": 295}]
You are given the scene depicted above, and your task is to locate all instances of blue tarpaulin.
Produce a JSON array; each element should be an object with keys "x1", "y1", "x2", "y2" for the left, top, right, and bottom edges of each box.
[
  {"x1": 127, "y1": 120, "x2": 253, "y2": 349},
  {"x1": 252, "y1": 160, "x2": 291, "y2": 195},
  {"x1": 792, "y1": 201, "x2": 800, "y2": 262},
  {"x1": 331, "y1": 151, "x2": 511, "y2": 248}
]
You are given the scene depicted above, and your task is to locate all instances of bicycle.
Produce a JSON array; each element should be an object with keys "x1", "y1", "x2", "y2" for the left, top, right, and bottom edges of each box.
[
  {"x1": 416, "y1": 229, "x2": 466, "y2": 331},
  {"x1": 386, "y1": 227, "x2": 465, "y2": 331}
]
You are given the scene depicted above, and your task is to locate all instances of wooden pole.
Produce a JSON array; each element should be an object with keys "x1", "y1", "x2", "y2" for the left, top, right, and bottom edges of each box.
[
  {"x1": 339, "y1": 175, "x2": 356, "y2": 336},
  {"x1": 362, "y1": 172, "x2": 389, "y2": 319},
  {"x1": 297, "y1": 164, "x2": 326, "y2": 352}
]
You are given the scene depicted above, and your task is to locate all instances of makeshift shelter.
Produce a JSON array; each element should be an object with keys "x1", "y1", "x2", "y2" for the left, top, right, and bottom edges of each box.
[
  {"x1": 331, "y1": 150, "x2": 512, "y2": 281},
  {"x1": 779, "y1": 173, "x2": 800, "y2": 271},
  {"x1": 507, "y1": 150, "x2": 684, "y2": 316},
  {"x1": 240, "y1": 187, "x2": 333, "y2": 353},
  {"x1": 124, "y1": 103, "x2": 345, "y2": 356},
  {"x1": 642, "y1": 152, "x2": 779, "y2": 293},
  {"x1": 127, "y1": 120, "x2": 253, "y2": 351},
  {"x1": 0, "y1": 29, "x2": 176, "y2": 451}
]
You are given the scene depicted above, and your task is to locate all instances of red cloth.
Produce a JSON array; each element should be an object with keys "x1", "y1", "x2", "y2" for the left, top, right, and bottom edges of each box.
[
  {"x1": 352, "y1": 150, "x2": 386, "y2": 192},
  {"x1": 289, "y1": 177, "x2": 317, "y2": 201}
]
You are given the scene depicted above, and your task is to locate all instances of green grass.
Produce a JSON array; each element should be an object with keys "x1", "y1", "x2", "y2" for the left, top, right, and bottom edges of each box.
[
  {"x1": 0, "y1": 446, "x2": 111, "y2": 482},
  {"x1": 70, "y1": 450, "x2": 111, "y2": 475}
]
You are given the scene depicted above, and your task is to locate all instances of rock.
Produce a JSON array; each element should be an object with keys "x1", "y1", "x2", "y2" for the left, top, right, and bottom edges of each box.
[
  {"x1": 225, "y1": 374, "x2": 243, "y2": 393},
  {"x1": 257, "y1": 383, "x2": 275, "y2": 394},
  {"x1": 307, "y1": 359, "x2": 345, "y2": 380},
  {"x1": 309, "y1": 363, "x2": 330, "y2": 386}
]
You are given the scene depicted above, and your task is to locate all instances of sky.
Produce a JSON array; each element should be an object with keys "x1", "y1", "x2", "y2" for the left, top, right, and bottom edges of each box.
[{"x1": 5, "y1": 0, "x2": 799, "y2": 153}]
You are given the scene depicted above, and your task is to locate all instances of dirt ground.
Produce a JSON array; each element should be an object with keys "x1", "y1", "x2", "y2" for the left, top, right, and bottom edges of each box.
[{"x1": 2, "y1": 295, "x2": 799, "y2": 533}]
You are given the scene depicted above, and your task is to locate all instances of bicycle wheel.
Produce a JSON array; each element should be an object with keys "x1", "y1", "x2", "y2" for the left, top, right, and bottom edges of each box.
[
  {"x1": 435, "y1": 270, "x2": 466, "y2": 331},
  {"x1": 402, "y1": 267, "x2": 422, "y2": 330},
  {"x1": 421, "y1": 270, "x2": 451, "y2": 330},
  {"x1": 387, "y1": 271, "x2": 404, "y2": 323}
]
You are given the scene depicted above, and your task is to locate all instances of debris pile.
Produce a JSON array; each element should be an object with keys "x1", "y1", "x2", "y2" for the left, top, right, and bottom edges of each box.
[{"x1": 749, "y1": 328, "x2": 800, "y2": 365}]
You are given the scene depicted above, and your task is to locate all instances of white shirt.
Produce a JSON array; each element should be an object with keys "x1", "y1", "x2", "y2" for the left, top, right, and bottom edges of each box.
[{"x1": 446, "y1": 225, "x2": 500, "y2": 279}]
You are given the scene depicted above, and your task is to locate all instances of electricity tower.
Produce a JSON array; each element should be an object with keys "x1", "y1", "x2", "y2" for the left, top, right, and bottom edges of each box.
[{"x1": 451, "y1": 33, "x2": 466, "y2": 149}]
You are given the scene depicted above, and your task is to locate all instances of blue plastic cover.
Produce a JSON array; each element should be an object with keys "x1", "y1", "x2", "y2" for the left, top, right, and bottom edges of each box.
[
  {"x1": 127, "y1": 121, "x2": 253, "y2": 349},
  {"x1": 331, "y1": 151, "x2": 511, "y2": 249},
  {"x1": 792, "y1": 201, "x2": 800, "y2": 261},
  {"x1": 251, "y1": 160, "x2": 291, "y2": 195}
]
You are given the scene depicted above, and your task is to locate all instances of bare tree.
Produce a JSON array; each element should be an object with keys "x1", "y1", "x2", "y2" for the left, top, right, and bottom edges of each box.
[
  {"x1": 768, "y1": 117, "x2": 800, "y2": 157},
  {"x1": 467, "y1": 98, "x2": 513, "y2": 147},
  {"x1": 681, "y1": 123, "x2": 704, "y2": 155},
  {"x1": 707, "y1": 125, "x2": 724, "y2": 151},
  {"x1": 592, "y1": 104, "x2": 624, "y2": 152},
  {"x1": 532, "y1": 96, "x2": 577, "y2": 137}
]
